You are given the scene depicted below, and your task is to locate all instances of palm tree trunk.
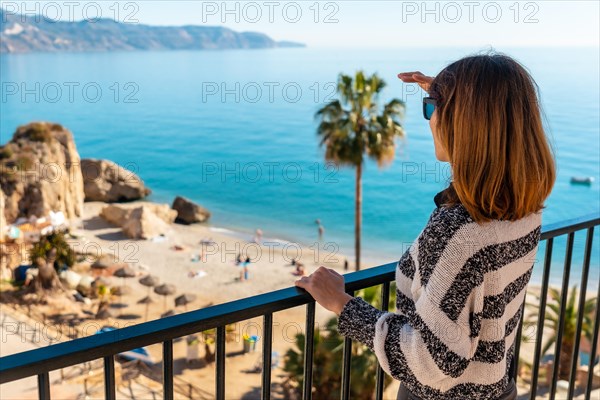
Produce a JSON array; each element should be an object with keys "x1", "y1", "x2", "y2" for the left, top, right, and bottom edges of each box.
[
  {"x1": 559, "y1": 340, "x2": 574, "y2": 380},
  {"x1": 355, "y1": 163, "x2": 362, "y2": 271}
]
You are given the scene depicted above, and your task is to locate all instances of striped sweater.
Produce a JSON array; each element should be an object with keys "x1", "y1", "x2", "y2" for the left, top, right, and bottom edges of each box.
[{"x1": 338, "y1": 188, "x2": 542, "y2": 399}]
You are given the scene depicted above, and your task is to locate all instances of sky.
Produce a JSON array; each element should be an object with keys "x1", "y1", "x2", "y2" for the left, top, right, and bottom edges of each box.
[{"x1": 4, "y1": 1, "x2": 600, "y2": 48}]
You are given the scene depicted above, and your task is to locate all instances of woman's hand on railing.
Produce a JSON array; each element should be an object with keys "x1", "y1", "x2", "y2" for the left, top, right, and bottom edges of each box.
[
  {"x1": 295, "y1": 266, "x2": 353, "y2": 316},
  {"x1": 397, "y1": 71, "x2": 435, "y2": 93}
]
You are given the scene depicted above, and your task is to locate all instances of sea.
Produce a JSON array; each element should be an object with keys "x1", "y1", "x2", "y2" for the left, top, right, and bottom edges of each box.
[{"x1": 1, "y1": 46, "x2": 598, "y2": 290}]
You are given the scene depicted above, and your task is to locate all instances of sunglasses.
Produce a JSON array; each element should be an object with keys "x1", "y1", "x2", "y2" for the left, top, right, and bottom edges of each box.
[{"x1": 422, "y1": 97, "x2": 437, "y2": 120}]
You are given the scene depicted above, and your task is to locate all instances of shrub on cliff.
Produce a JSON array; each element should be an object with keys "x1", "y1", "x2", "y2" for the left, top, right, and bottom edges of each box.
[{"x1": 29, "y1": 232, "x2": 75, "y2": 270}]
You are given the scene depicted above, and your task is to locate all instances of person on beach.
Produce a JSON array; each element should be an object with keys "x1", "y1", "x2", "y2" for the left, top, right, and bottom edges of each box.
[
  {"x1": 315, "y1": 219, "x2": 325, "y2": 240},
  {"x1": 295, "y1": 52, "x2": 556, "y2": 400},
  {"x1": 243, "y1": 256, "x2": 251, "y2": 280},
  {"x1": 254, "y1": 228, "x2": 263, "y2": 243},
  {"x1": 292, "y1": 260, "x2": 306, "y2": 276}
]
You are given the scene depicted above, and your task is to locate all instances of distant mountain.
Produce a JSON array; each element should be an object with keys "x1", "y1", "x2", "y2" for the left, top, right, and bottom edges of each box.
[{"x1": 0, "y1": 9, "x2": 305, "y2": 53}]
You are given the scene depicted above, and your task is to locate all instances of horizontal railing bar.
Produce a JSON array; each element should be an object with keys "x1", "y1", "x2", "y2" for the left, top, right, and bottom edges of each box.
[
  {"x1": 0, "y1": 262, "x2": 396, "y2": 384},
  {"x1": 0, "y1": 212, "x2": 598, "y2": 385},
  {"x1": 540, "y1": 212, "x2": 599, "y2": 240}
]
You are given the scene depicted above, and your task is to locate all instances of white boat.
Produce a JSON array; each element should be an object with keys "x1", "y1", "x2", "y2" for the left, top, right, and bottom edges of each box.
[{"x1": 570, "y1": 176, "x2": 594, "y2": 185}]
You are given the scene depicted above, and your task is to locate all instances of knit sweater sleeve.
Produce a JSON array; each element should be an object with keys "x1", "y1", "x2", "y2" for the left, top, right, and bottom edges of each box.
[{"x1": 338, "y1": 282, "x2": 484, "y2": 383}]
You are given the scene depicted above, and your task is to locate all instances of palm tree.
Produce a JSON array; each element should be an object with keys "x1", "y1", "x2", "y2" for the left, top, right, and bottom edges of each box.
[
  {"x1": 524, "y1": 285, "x2": 597, "y2": 380},
  {"x1": 28, "y1": 232, "x2": 75, "y2": 293},
  {"x1": 316, "y1": 71, "x2": 406, "y2": 271}
]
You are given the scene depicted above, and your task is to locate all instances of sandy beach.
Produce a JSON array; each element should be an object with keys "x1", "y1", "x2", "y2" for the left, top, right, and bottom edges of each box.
[{"x1": 76, "y1": 201, "x2": 365, "y2": 307}]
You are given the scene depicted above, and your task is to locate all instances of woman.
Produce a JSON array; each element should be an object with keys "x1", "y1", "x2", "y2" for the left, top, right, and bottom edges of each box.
[{"x1": 295, "y1": 52, "x2": 556, "y2": 400}]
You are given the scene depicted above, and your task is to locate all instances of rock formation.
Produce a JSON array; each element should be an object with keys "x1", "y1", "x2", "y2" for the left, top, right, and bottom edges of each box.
[
  {"x1": 0, "y1": 122, "x2": 84, "y2": 224},
  {"x1": 121, "y1": 206, "x2": 171, "y2": 240},
  {"x1": 172, "y1": 196, "x2": 211, "y2": 224},
  {"x1": 100, "y1": 202, "x2": 176, "y2": 239},
  {"x1": 81, "y1": 159, "x2": 151, "y2": 202}
]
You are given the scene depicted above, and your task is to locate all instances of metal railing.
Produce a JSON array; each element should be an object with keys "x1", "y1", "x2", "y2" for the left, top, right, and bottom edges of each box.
[{"x1": 1, "y1": 212, "x2": 599, "y2": 400}]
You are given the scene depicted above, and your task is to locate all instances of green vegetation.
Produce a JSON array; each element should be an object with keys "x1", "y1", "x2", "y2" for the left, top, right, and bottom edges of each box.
[
  {"x1": 0, "y1": 145, "x2": 13, "y2": 160},
  {"x1": 29, "y1": 231, "x2": 75, "y2": 270},
  {"x1": 200, "y1": 324, "x2": 237, "y2": 364},
  {"x1": 524, "y1": 285, "x2": 597, "y2": 380},
  {"x1": 22, "y1": 122, "x2": 53, "y2": 143}
]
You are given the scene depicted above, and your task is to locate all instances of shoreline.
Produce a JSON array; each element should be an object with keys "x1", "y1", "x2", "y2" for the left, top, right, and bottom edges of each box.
[
  {"x1": 144, "y1": 207, "x2": 599, "y2": 291},
  {"x1": 74, "y1": 201, "x2": 359, "y2": 306}
]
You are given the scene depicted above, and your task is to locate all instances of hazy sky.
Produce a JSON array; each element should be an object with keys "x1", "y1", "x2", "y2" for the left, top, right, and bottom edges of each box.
[{"x1": 7, "y1": 1, "x2": 600, "y2": 48}]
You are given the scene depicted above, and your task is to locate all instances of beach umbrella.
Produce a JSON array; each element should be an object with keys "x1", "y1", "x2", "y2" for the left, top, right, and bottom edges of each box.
[
  {"x1": 113, "y1": 264, "x2": 135, "y2": 290},
  {"x1": 114, "y1": 265, "x2": 136, "y2": 279},
  {"x1": 91, "y1": 255, "x2": 118, "y2": 278},
  {"x1": 161, "y1": 309, "x2": 178, "y2": 318},
  {"x1": 175, "y1": 293, "x2": 197, "y2": 311},
  {"x1": 154, "y1": 284, "x2": 176, "y2": 311},
  {"x1": 138, "y1": 274, "x2": 160, "y2": 320},
  {"x1": 139, "y1": 274, "x2": 160, "y2": 288},
  {"x1": 113, "y1": 265, "x2": 136, "y2": 315},
  {"x1": 96, "y1": 308, "x2": 113, "y2": 320},
  {"x1": 139, "y1": 275, "x2": 159, "y2": 299},
  {"x1": 114, "y1": 265, "x2": 136, "y2": 290},
  {"x1": 137, "y1": 296, "x2": 153, "y2": 304}
]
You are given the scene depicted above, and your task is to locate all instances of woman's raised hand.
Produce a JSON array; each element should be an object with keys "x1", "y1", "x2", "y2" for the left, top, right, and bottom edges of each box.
[{"x1": 397, "y1": 71, "x2": 435, "y2": 93}]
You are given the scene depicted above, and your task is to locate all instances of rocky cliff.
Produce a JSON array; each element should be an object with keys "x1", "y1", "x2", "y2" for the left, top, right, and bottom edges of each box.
[
  {"x1": 0, "y1": 9, "x2": 305, "y2": 53},
  {"x1": 0, "y1": 122, "x2": 84, "y2": 224}
]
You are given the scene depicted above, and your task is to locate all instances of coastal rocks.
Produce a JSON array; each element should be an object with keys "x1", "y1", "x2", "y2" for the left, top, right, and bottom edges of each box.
[
  {"x1": 101, "y1": 202, "x2": 176, "y2": 225},
  {"x1": 0, "y1": 122, "x2": 84, "y2": 224},
  {"x1": 81, "y1": 159, "x2": 151, "y2": 202},
  {"x1": 172, "y1": 196, "x2": 211, "y2": 224},
  {"x1": 100, "y1": 202, "x2": 176, "y2": 239},
  {"x1": 122, "y1": 206, "x2": 171, "y2": 240}
]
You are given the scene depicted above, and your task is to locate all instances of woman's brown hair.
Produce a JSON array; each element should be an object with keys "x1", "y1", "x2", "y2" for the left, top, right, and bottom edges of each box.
[{"x1": 429, "y1": 51, "x2": 556, "y2": 223}]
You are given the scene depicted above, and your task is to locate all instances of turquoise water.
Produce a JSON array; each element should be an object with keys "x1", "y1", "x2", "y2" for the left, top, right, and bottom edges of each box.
[{"x1": 1, "y1": 47, "x2": 598, "y2": 288}]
